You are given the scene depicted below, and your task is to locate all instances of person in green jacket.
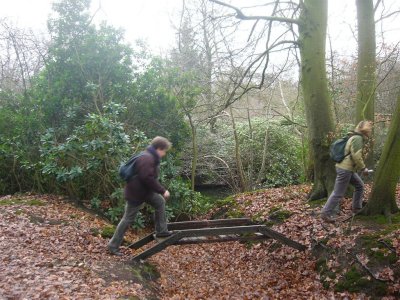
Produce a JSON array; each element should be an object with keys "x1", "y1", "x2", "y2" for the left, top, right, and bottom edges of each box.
[{"x1": 321, "y1": 121, "x2": 373, "y2": 223}]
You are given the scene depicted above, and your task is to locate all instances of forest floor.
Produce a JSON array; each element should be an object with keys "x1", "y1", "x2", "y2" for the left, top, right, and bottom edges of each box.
[{"x1": 0, "y1": 184, "x2": 399, "y2": 299}]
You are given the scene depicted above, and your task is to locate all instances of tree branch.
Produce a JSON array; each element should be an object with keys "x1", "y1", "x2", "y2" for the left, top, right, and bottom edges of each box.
[
  {"x1": 374, "y1": 0, "x2": 382, "y2": 13},
  {"x1": 375, "y1": 9, "x2": 400, "y2": 23},
  {"x1": 209, "y1": 0, "x2": 300, "y2": 25}
]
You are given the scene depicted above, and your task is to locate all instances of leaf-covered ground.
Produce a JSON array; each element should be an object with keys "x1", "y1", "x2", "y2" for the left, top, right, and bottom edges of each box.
[
  {"x1": 1, "y1": 185, "x2": 399, "y2": 299},
  {"x1": 150, "y1": 184, "x2": 400, "y2": 299},
  {"x1": 0, "y1": 195, "x2": 154, "y2": 299}
]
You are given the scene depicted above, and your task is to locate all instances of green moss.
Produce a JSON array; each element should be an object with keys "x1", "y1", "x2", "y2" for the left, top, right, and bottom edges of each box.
[
  {"x1": 218, "y1": 195, "x2": 236, "y2": 206},
  {"x1": 250, "y1": 211, "x2": 264, "y2": 223},
  {"x1": 131, "y1": 262, "x2": 160, "y2": 282},
  {"x1": 356, "y1": 212, "x2": 400, "y2": 227},
  {"x1": 357, "y1": 214, "x2": 389, "y2": 225},
  {"x1": 142, "y1": 262, "x2": 159, "y2": 280},
  {"x1": 372, "y1": 281, "x2": 389, "y2": 297},
  {"x1": 308, "y1": 198, "x2": 327, "y2": 208},
  {"x1": 370, "y1": 250, "x2": 397, "y2": 264},
  {"x1": 359, "y1": 235, "x2": 397, "y2": 264},
  {"x1": 89, "y1": 227, "x2": 101, "y2": 236},
  {"x1": 26, "y1": 199, "x2": 45, "y2": 206},
  {"x1": 316, "y1": 258, "x2": 337, "y2": 289},
  {"x1": 226, "y1": 208, "x2": 245, "y2": 218},
  {"x1": 262, "y1": 220, "x2": 275, "y2": 227},
  {"x1": 335, "y1": 265, "x2": 388, "y2": 296},
  {"x1": 268, "y1": 207, "x2": 292, "y2": 223},
  {"x1": 212, "y1": 193, "x2": 261, "y2": 219},
  {"x1": 211, "y1": 195, "x2": 241, "y2": 219},
  {"x1": 100, "y1": 225, "x2": 116, "y2": 239},
  {"x1": 392, "y1": 212, "x2": 400, "y2": 223},
  {"x1": 0, "y1": 199, "x2": 16, "y2": 206},
  {"x1": 335, "y1": 266, "x2": 370, "y2": 293},
  {"x1": 131, "y1": 268, "x2": 143, "y2": 281},
  {"x1": 0, "y1": 198, "x2": 45, "y2": 206},
  {"x1": 269, "y1": 206, "x2": 281, "y2": 213}
]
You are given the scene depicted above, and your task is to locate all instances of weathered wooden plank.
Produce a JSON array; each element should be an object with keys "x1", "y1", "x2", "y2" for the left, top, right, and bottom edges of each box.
[
  {"x1": 175, "y1": 233, "x2": 269, "y2": 245},
  {"x1": 131, "y1": 232, "x2": 183, "y2": 262},
  {"x1": 130, "y1": 220, "x2": 307, "y2": 261},
  {"x1": 127, "y1": 233, "x2": 154, "y2": 249},
  {"x1": 167, "y1": 218, "x2": 253, "y2": 230},
  {"x1": 171, "y1": 225, "x2": 265, "y2": 237},
  {"x1": 259, "y1": 227, "x2": 306, "y2": 251}
]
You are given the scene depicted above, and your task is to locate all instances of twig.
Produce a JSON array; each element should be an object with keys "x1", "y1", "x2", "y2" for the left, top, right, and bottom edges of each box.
[
  {"x1": 321, "y1": 223, "x2": 331, "y2": 232},
  {"x1": 378, "y1": 239, "x2": 397, "y2": 254},
  {"x1": 311, "y1": 238, "x2": 328, "y2": 250}
]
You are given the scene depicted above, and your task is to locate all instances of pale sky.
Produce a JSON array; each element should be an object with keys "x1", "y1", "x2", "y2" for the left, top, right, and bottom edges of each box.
[
  {"x1": 0, "y1": 0, "x2": 180, "y2": 53},
  {"x1": 0, "y1": 0, "x2": 399, "y2": 56}
]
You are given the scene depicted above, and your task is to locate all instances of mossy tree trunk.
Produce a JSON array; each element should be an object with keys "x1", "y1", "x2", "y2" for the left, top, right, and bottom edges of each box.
[
  {"x1": 210, "y1": 0, "x2": 336, "y2": 198},
  {"x1": 299, "y1": 0, "x2": 336, "y2": 200},
  {"x1": 364, "y1": 95, "x2": 400, "y2": 216},
  {"x1": 356, "y1": 0, "x2": 376, "y2": 167}
]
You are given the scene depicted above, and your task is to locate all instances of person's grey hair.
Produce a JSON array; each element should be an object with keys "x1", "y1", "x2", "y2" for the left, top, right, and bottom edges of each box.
[{"x1": 151, "y1": 136, "x2": 172, "y2": 150}]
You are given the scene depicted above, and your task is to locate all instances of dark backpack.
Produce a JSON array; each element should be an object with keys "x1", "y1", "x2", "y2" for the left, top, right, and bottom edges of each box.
[
  {"x1": 118, "y1": 152, "x2": 145, "y2": 182},
  {"x1": 329, "y1": 132, "x2": 362, "y2": 163}
]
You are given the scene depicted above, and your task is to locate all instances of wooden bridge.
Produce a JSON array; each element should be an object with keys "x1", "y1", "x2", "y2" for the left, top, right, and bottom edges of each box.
[{"x1": 128, "y1": 218, "x2": 307, "y2": 262}]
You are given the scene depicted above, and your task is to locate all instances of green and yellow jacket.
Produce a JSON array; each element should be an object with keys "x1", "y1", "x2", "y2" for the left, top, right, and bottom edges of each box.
[{"x1": 336, "y1": 132, "x2": 367, "y2": 172}]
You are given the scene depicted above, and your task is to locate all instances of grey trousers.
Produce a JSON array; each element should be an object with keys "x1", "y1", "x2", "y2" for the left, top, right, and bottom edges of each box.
[
  {"x1": 321, "y1": 167, "x2": 364, "y2": 217},
  {"x1": 108, "y1": 193, "x2": 168, "y2": 251}
]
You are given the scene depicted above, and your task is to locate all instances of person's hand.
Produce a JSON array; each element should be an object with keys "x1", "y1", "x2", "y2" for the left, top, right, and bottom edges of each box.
[{"x1": 163, "y1": 190, "x2": 170, "y2": 199}]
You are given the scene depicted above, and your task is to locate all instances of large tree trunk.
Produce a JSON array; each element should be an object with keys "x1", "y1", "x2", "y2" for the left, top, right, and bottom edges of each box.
[
  {"x1": 364, "y1": 95, "x2": 400, "y2": 216},
  {"x1": 299, "y1": 0, "x2": 336, "y2": 200},
  {"x1": 356, "y1": 0, "x2": 376, "y2": 167}
]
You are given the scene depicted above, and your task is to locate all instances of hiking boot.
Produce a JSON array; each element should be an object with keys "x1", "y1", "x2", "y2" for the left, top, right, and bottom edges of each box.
[
  {"x1": 108, "y1": 247, "x2": 123, "y2": 256},
  {"x1": 321, "y1": 214, "x2": 336, "y2": 223},
  {"x1": 155, "y1": 231, "x2": 173, "y2": 238}
]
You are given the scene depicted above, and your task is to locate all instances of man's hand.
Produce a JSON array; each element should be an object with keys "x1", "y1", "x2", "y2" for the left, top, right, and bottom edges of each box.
[{"x1": 163, "y1": 190, "x2": 170, "y2": 199}]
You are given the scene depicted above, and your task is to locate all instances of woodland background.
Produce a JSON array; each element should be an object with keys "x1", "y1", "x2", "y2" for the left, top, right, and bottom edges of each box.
[{"x1": 1, "y1": 0, "x2": 400, "y2": 298}]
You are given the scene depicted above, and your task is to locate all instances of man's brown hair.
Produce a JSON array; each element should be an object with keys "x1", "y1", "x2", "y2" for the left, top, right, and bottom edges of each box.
[{"x1": 151, "y1": 136, "x2": 172, "y2": 150}]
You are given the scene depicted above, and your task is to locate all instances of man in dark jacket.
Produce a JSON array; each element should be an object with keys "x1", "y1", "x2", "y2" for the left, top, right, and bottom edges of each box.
[{"x1": 108, "y1": 136, "x2": 172, "y2": 256}]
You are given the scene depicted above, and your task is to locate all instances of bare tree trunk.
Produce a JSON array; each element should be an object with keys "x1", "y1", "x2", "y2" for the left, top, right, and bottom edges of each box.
[
  {"x1": 256, "y1": 126, "x2": 270, "y2": 185},
  {"x1": 188, "y1": 114, "x2": 198, "y2": 191},
  {"x1": 229, "y1": 106, "x2": 248, "y2": 192},
  {"x1": 327, "y1": 34, "x2": 340, "y2": 123},
  {"x1": 356, "y1": 0, "x2": 376, "y2": 167},
  {"x1": 364, "y1": 95, "x2": 400, "y2": 216},
  {"x1": 299, "y1": 0, "x2": 336, "y2": 200},
  {"x1": 246, "y1": 97, "x2": 255, "y2": 187}
]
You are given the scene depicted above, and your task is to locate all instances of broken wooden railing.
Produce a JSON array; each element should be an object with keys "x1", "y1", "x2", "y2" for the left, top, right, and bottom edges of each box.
[{"x1": 128, "y1": 218, "x2": 306, "y2": 262}]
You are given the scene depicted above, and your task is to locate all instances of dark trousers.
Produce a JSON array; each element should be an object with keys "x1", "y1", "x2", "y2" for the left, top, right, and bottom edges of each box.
[
  {"x1": 108, "y1": 193, "x2": 168, "y2": 251},
  {"x1": 322, "y1": 167, "x2": 364, "y2": 216}
]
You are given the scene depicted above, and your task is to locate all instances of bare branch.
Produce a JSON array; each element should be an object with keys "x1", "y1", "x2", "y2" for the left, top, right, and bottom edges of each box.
[
  {"x1": 375, "y1": 9, "x2": 400, "y2": 23},
  {"x1": 272, "y1": 108, "x2": 307, "y2": 128},
  {"x1": 209, "y1": 0, "x2": 300, "y2": 25},
  {"x1": 374, "y1": 0, "x2": 383, "y2": 13}
]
